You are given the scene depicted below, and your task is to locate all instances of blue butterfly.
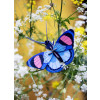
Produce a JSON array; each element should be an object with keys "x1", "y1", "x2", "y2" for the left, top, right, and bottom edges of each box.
[{"x1": 26, "y1": 29, "x2": 74, "y2": 73}]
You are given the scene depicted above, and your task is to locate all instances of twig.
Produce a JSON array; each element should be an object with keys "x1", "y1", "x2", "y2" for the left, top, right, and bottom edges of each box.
[{"x1": 58, "y1": 0, "x2": 63, "y2": 38}]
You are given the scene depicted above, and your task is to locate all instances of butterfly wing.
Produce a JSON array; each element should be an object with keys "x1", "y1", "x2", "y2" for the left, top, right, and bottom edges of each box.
[
  {"x1": 58, "y1": 49, "x2": 74, "y2": 65},
  {"x1": 46, "y1": 55, "x2": 63, "y2": 73},
  {"x1": 55, "y1": 29, "x2": 74, "y2": 50},
  {"x1": 53, "y1": 29, "x2": 74, "y2": 66},
  {"x1": 46, "y1": 49, "x2": 74, "y2": 73},
  {"x1": 27, "y1": 51, "x2": 52, "y2": 70}
]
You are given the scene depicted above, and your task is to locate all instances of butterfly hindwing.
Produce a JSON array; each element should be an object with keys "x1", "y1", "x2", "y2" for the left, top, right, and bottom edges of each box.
[
  {"x1": 27, "y1": 52, "x2": 52, "y2": 70},
  {"x1": 46, "y1": 55, "x2": 63, "y2": 73},
  {"x1": 46, "y1": 49, "x2": 74, "y2": 73},
  {"x1": 59, "y1": 49, "x2": 74, "y2": 65},
  {"x1": 56, "y1": 29, "x2": 74, "y2": 50}
]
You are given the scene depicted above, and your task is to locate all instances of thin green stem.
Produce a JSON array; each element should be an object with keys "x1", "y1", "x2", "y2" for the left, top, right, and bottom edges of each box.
[
  {"x1": 30, "y1": 1, "x2": 33, "y2": 37},
  {"x1": 73, "y1": 89, "x2": 79, "y2": 99},
  {"x1": 60, "y1": 0, "x2": 63, "y2": 17},
  {"x1": 75, "y1": 34, "x2": 85, "y2": 53},
  {"x1": 67, "y1": 10, "x2": 78, "y2": 19},
  {"x1": 51, "y1": 0, "x2": 55, "y2": 13},
  {"x1": 30, "y1": 73, "x2": 36, "y2": 84},
  {"x1": 58, "y1": 0, "x2": 63, "y2": 38}
]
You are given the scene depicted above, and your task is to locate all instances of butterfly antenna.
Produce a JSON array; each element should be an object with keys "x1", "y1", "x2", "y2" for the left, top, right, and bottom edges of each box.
[
  {"x1": 25, "y1": 36, "x2": 45, "y2": 44},
  {"x1": 46, "y1": 21, "x2": 48, "y2": 41}
]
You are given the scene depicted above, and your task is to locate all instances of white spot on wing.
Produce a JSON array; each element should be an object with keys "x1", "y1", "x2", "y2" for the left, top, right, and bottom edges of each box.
[
  {"x1": 44, "y1": 51, "x2": 52, "y2": 63},
  {"x1": 59, "y1": 50, "x2": 71, "y2": 62},
  {"x1": 49, "y1": 56, "x2": 62, "y2": 69}
]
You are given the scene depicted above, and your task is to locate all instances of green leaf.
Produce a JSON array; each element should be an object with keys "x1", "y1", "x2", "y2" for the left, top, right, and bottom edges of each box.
[
  {"x1": 69, "y1": 17, "x2": 77, "y2": 20},
  {"x1": 64, "y1": 19, "x2": 70, "y2": 24},
  {"x1": 61, "y1": 22, "x2": 68, "y2": 30}
]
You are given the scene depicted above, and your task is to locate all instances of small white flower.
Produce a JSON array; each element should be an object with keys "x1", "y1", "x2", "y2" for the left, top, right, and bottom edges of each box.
[
  {"x1": 62, "y1": 88, "x2": 66, "y2": 93},
  {"x1": 65, "y1": 96, "x2": 73, "y2": 100},
  {"x1": 82, "y1": 3, "x2": 87, "y2": 8},
  {"x1": 18, "y1": 29, "x2": 23, "y2": 34},
  {"x1": 14, "y1": 54, "x2": 23, "y2": 63},
  {"x1": 78, "y1": 65, "x2": 87, "y2": 71},
  {"x1": 14, "y1": 48, "x2": 18, "y2": 53},
  {"x1": 17, "y1": 66, "x2": 28, "y2": 77},
  {"x1": 37, "y1": 6, "x2": 42, "y2": 9},
  {"x1": 38, "y1": 91, "x2": 43, "y2": 96},
  {"x1": 24, "y1": 17, "x2": 28, "y2": 22},
  {"x1": 77, "y1": 7, "x2": 84, "y2": 12},
  {"x1": 42, "y1": 12, "x2": 48, "y2": 16},
  {"x1": 14, "y1": 27, "x2": 19, "y2": 31},
  {"x1": 38, "y1": 85, "x2": 43, "y2": 89},
  {"x1": 48, "y1": 98, "x2": 59, "y2": 100},
  {"x1": 43, "y1": 93, "x2": 47, "y2": 98},
  {"x1": 37, "y1": 97, "x2": 43, "y2": 100},
  {"x1": 81, "y1": 84, "x2": 87, "y2": 92},
  {"x1": 29, "y1": 85, "x2": 31, "y2": 89},
  {"x1": 15, "y1": 19, "x2": 22, "y2": 27},
  {"x1": 84, "y1": 11, "x2": 87, "y2": 15},
  {"x1": 82, "y1": 71, "x2": 87, "y2": 80},
  {"x1": 33, "y1": 88, "x2": 39, "y2": 92},
  {"x1": 14, "y1": 87, "x2": 19, "y2": 92},
  {"x1": 36, "y1": 10, "x2": 43, "y2": 14},
  {"x1": 75, "y1": 75, "x2": 82, "y2": 84},
  {"x1": 78, "y1": 15, "x2": 87, "y2": 20},
  {"x1": 29, "y1": 67, "x2": 36, "y2": 71},
  {"x1": 17, "y1": 91, "x2": 22, "y2": 94},
  {"x1": 75, "y1": 20, "x2": 85, "y2": 27},
  {"x1": 33, "y1": 84, "x2": 37, "y2": 88},
  {"x1": 35, "y1": 93, "x2": 39, "y2": 96},
  {"x1": 44, "y1": 5, "x2": 51, "y2": 9},
  {"x1": 73, "y1": 84, "x2": 80, "y2": 91}
]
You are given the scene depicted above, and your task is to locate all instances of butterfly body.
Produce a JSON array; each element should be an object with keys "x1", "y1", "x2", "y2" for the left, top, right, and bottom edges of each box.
[{"x1": 27, "y1": 29, "x2": 74, "y2": 73}]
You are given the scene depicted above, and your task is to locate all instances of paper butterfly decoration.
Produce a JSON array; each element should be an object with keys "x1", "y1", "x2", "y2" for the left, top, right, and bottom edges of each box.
[{"x1": 26, "y1": 29, "x2": 74, "y2": 73}]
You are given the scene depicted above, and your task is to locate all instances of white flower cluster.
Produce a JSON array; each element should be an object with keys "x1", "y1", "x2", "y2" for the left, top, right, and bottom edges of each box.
[
  {"x1": 14, "y1": 48, "x2": 29, "y2": 79},
  {"x1": 29, "y1": 83, "x2": 47, "y2": 99},
  {"x1": 14, "y1": 81, "x2": 26, "y2": 98},
  {"x1": 78, "y1": 65, "x2": 87, "y2": 71},
  {"x1": 72, "y1": 3, "x2": 87, "y2": 54},
  {"x1": 14, "y1": 19, "x2": 23, "y2": 35},
  {"x1": 37, "y1": 97, "x2": 59, "y2": 100},
  {"x1": 74, "y1": 65, "x2": 87, "y2": 92},
  {"x1": 21, "y1": 94, "x2": 29, "y2": 100},
  {"x1": 65, "y1": 96, "x2": 73, "y2": 100},
  {"x1": 14, "y1": 86, "x2": 22, "y2": 94},
  {"x1": 75, "y1": 3, "x2": 87, "y2": 28},
  {"x1": 81, "y1": 84, "x2": 87, "y2": 92},
  {"x1": 77, "y1": 3, "x2": 87, "y2": 13},
  {"x1": 48, "y1": 98, "x2": 60, "y2": 100},
  {"x1": 75, "y1": 75, "x2": 82, "y2": 84},
  {"x1": 14, "y1": 5, "x2": 51, "y2": 35},
  {"x1": 28, "y1": 5, "x2": 51, "y2": 22}
]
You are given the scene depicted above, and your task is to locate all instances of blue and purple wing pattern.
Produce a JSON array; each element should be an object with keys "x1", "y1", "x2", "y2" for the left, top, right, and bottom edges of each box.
[
  {"x1": 56, "y1": 29, "x2": 74, "y2": 50},
  {"x1": 59, "y1": 49, "x2": 74, "y2": 65},
  {"x1": 53, "y1": 43, "x2": 66, "y2": 52},
  {"x1": 46, "y1": 55, "x2": 63, "y2": 73},
  {"x1": 27, "y1": 51, "x2": 52, "y2": 70}
]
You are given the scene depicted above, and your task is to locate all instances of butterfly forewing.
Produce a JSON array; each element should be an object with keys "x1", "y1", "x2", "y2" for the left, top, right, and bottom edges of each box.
[
  {"x1": 56, "y1": 29, "x2": 74, "y2": 50},
  {"x1": 27, "y1": 52, "x2": 52, "y2": 70}
]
